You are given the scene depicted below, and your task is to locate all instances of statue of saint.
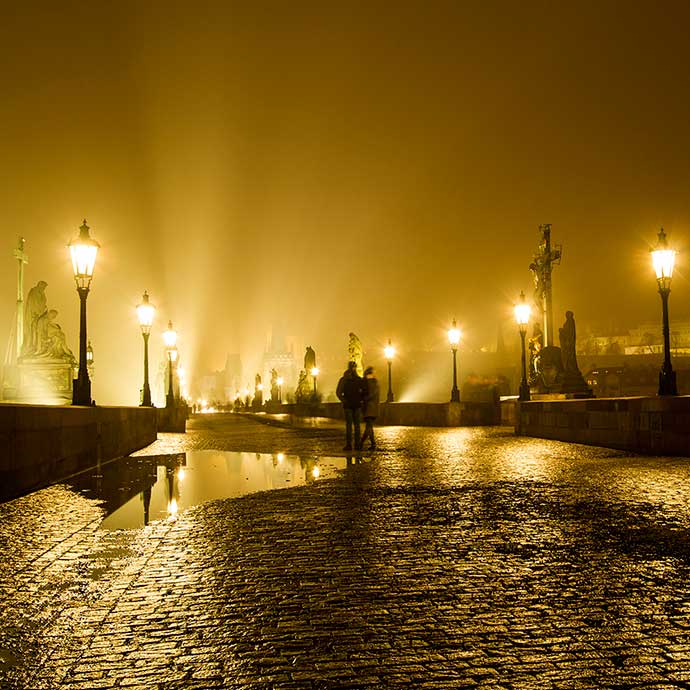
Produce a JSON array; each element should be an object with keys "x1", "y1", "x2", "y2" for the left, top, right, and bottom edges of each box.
[
  {"x1": 270, "y1": 368, "x2": 279, "y2": 401},
  {"x1": 295, "y1": 370, "x2": 308, "y2": 402},
  {"x1": 304, "y1": 346, "x2": 316, "y2": 372},
  {"x1": 348, "y1": 332, "x2": 363, "y2": 376},
  {"x1": 559, "y1": 311, "x2": 578, "y2": 374},
  {"x1": 35, "y1": 310, "x2": 75, "y2": 362},
  {"x1": 21, "y1": 280, "x2": 48, "y2": 357}
]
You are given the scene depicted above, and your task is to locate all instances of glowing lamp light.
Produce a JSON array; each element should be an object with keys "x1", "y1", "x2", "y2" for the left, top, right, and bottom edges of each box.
[
  {"x1": 514, "y1": 291, "x2": 531, "y2": 332},
  {"x1": 257, "y1": 383, "x2": 264, "y2": 391},
  {"x1": 448, "y1": 319, "x2": 461, "y2": 348},
  {"x1": 177, "y1": 468, "x2": 186, "y2": 481},
  {"x1": 68, "y1": 219, "x2": 100, "y2": 289},
  {"x1": 277, "y1": 452, "x2": 285, "y2": 463},
  {"x1": 163, "y1": 321, "x2": 177, "y2": 349},
  {"x1": 651, "y1": 227, "x2": 676, "y2": 290},
  {"x1": 311, "y1": 465, "x2": 320, "y2": 479},
  {"x1": 136, "y1": 291, "x2": 155, "y2": 334},
  {"x1": 310, "y1": 367, "x2": 319, "y2": 377},
  {"x1": 86, "y1": 341, "x2": 94, "y2": 364},
  {"x1": 384, "y1": 340, "x2": 395, "y2": 361},
  {"x1": 167, "y1": 498, "x2": 178, "y2": 516},
  {"x1": 277, "y1": 377, "x2": 284, "y2": 386}
]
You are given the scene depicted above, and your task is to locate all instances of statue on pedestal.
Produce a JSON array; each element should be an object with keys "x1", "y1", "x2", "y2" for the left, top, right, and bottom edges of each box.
[
  {"x1": 17, "y1": 281, "x2": 75, "y2": 404},
  {"x1": 270, "y1": 368, "x2": 279, "y2": 402},
  {"x1": 559, "y1": 311, "x2": 592, "y2": 396},
  {"x1": 348, "y1": 332, "x2": 363, "y2": 377}
]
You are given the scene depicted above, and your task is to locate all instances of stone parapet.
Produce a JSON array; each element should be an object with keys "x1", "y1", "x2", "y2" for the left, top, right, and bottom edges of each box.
[
  {"x1": 247, "y1": 400, "x2": 500, "y2": 427},
  {"x1": 516, "y1": 395, "x2": 690, "y2": 456},
  {"x1": 0, "y1": 403, "x2": 157, "y2": 501}
]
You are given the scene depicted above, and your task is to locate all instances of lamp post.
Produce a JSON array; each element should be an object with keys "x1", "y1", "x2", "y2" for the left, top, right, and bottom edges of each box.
[
  {"x1": 69, "y1": 219, "x2": 100, "y2": 406},
  {"x1": 384, "y1": 339, "x2": 395, "y2": 402},
  {"x1": 651, "y1": 228, "x2": 678, "y2": 396},
  {"x1": 514, "y1": 291, "x2": 531, "y2": 402},
  {"x1": 136, "y1": 291, "x2": 155, "y2": 406},
  {"x1": 448, "y1": 319, "x2": 461, "y2": 403},
  {"x1": 310, "y1": 367, "x2": 319, "y2": 396},
  {"x1": 163, "y1": 321, "x2": 177, "y2": 408},
  {"x1": 277, "y1": 376, "x2": 284, "y2": 403}
]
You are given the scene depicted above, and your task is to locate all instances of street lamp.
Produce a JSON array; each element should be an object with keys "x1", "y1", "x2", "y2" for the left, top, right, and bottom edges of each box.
[
  {"x1": 651, "y1": 227, "x2": 678, "y2": 396},
  {"x1": 136, "y1": 291, "x2": 155, "y2": 406},
  {"x1": 448, "y1": 319, "x2": 461, "y2": 403},
  {"x1": 163, "y1": 320, "x2": 177, "y2": 408},
  {"x1": 310, "y1": 366, "x2": 319, "y2": 396},
  {"x1": 68, "y1": 219, "x2": 100, "y2": 405},
  {"x1": 384, "y1": 339, "x2": 395, "y2": 402},
  {"x1": 277, "y1": 376, "x2": 284, "y2": 403},
  {"x1": 514, "y1": 291, "x2": 531, "y2": 402}
]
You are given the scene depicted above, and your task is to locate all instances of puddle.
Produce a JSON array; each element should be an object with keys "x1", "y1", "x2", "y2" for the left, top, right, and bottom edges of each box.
[{"x1": 69, "y1": 451, "x2": 348, "y2": 530}]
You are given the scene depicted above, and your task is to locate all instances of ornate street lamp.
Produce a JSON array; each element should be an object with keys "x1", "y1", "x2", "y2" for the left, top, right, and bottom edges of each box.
[
  {"x1": 384, "y1": 339, "x2": 395, "y2": 402},
  {"x1": 136, "y1": 291, "x2": 155, "y2": 406},
  {"x1": 68, "y1": 219, "x2": 100, "y2": 405},
  {"x1": 163, "y1": 321, "x2": 177, "y2": 408},
  {"x1": 651, "y1": 228, "x2": 678, "y2": 395},
  {"x1": 448, "y1": 319, "x2": 461, "y2": 403},
  {"x1": 310, "y1": 366, "x2": 319, "y2": 396},
  {"x1": 277, "y1": 376, "x2": 284, "y2": 403},
  {"x1": 514, "y1": 291, "x2": 531, "y2": 402}
]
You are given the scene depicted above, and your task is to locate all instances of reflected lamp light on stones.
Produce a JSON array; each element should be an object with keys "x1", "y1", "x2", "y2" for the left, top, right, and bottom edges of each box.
[
  {"x1": 163, "y1": 321, "x2": 177, "y2": 408},
  {"x1": 384, "y1": 339, "x2": 395, "y2": 403},
  {"x1": 514, "y1": 291, "x2": 531, "y2": 402},
  {"x1": 448, "y1": 319, "x2": 461, "y2": 403},
  {"x1": 651, "y1": 228, "x2": 678, "y2": 396},
  {"x1": 68, "y1": 219, "x2": 99, "y2": 406},
  {"x1": 137, "y1": 291, "x2": 155, "y2": 407}
]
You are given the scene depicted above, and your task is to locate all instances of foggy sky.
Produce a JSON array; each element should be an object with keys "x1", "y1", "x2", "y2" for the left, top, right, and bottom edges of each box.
[{"x1": 2, "y1": 1, "x2": 690, "y2": 404}]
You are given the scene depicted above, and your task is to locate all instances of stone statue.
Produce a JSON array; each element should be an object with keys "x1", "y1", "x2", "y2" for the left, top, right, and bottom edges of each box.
[
  {"x1": 270, "y1": 368, "x2": 279, "y2": 401},
  {"x1": 558, "y1": 311, "x2": 592, "y2": 396},
  {"x1": 528, "y1": 322, "x2": 543, "y2": 386},
  {"x1": 348, "y1": 332, "x2": 363, "y2": 377},
  {"x1": 304, "y1": 346, "x2": 316, "y2": 372},
  {"x1": 35, "y1": 310, "x2": 75, "y2": 362},
  {"x1": 295, "y1": 369, "x2": 309, "y2": 402},
  {"x1": 21, "y1": 280, "x2": 48, "y2": 357},
  {"x1": 559, "y1": 311, "x2": 578, "y2": 374}
]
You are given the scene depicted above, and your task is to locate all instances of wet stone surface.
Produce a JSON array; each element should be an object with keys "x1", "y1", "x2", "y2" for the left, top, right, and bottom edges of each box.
[{"x1": 3, "y1": 414, "x2": 690, "y2": 688}]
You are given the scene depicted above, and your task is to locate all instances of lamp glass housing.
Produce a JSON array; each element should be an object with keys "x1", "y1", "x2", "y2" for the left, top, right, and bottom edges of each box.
[
  {"x1": 514, "y1": 292, "x2": 531, "y2": 330},
  {"x1": 651, "y1": 228, "x2": 676, "y2": 288},
  {"x1": 68, "y1": 220, "x2": 100, "y2": 289},
  {"x1": 310, "y1": 367, "x2": 319, "y2": 377},
  {"x1": 448, "y1": 319, "x2": 461, "y2": 347},
  {"x1": 137, "y1": 291, "x2": 155, "y2": 334},
  {"x1": 163, "y1": 321, "x2": 177, "y2": 348},
  {"x1": 384, "y1": 341, "x2": 395, "y2": 361}
]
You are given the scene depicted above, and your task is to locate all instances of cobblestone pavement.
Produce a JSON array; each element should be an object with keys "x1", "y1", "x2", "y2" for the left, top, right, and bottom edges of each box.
[{"x1": 3, "y1": 414, "x2": 690, "y2": 689}]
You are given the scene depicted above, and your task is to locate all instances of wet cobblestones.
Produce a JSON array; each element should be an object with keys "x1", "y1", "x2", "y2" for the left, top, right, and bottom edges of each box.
[{"x1": 3, "y1": 415, "x2": 690, "y2": 688}]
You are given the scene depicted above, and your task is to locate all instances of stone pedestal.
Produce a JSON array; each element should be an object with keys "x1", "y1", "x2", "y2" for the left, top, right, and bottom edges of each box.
[{"x1": 17, "y1": 358, "x2": 74, "y2": 405}]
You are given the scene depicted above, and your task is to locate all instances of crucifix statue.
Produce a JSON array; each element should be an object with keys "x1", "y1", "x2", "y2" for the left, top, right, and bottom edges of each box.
[{"x1": 529, "y1": 224, "x2": 562, "y2": 347}]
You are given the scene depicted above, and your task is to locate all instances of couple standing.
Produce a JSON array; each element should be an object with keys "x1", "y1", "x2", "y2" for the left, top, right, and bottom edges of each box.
[{"x1": 336, "y1": 361, "x2": 379, "y2": 451}]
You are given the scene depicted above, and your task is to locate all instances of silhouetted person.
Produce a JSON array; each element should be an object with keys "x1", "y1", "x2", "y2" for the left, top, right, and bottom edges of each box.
[
  {"x1": 360, "y1": 366, "x2": 380, "y2": 451},
  {"x1": 336, "y1": 361, "x2": 364, "y2": 450}
]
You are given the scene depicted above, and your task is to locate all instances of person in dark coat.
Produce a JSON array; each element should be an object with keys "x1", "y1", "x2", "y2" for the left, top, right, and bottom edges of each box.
[
  {"x1": 336, "y1": 361, "x2": 364, "y2": 450},
  {"x1": 360, "y1": 366, "x2": 380, "y2": 450}
]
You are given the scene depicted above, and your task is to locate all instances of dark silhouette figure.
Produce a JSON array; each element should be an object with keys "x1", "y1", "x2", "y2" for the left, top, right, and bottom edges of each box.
[
  {"x1": 336, "y1": 361, "x2": 364, "y2": 451},
  {"x1": 360, "y1": 366, "x2": 380, "y2": 451}
]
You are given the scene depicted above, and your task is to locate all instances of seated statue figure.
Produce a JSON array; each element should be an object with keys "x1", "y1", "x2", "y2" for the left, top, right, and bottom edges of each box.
[{"x1": 35, "y1": 310, "x2": 75, "y2": 362}]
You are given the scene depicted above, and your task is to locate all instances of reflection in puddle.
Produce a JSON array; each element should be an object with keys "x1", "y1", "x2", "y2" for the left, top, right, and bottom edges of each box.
[{"x1": 69, "y1": 451, "x2": 348, "y2": 531}]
